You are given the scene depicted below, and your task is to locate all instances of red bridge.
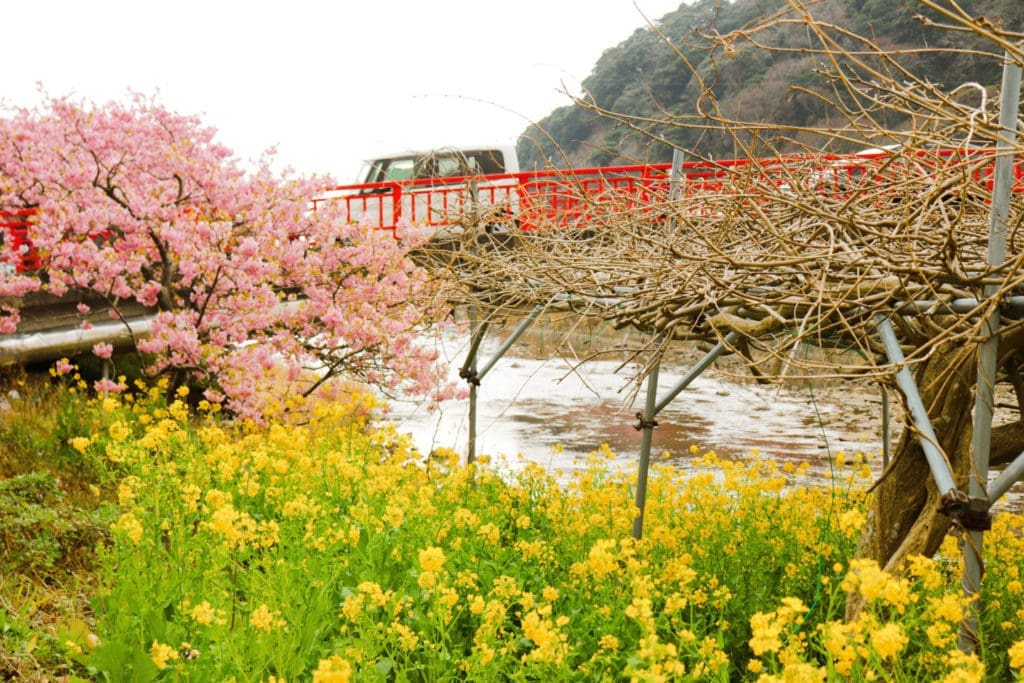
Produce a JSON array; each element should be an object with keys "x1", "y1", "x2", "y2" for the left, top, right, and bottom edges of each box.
[
  {"x1": 4, "y1": 148, "x2": 1024, "y2": 274},
  {"x1": 313, "y1": 146, "x2": 1024, "y2": 238}
]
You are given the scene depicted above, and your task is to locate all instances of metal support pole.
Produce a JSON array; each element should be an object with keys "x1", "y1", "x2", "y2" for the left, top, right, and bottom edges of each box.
[
  {"x1": 477, "y1": 304, "x2": 546, "y2": 382},
  {"x1": 875, "y1": 315, "x2": 963, "y2": 502},
  {"x1": 670, "y1": 147, "x2": 685, "y2": 202},
  {"x1": 654, "y1": 332, "x2": 738, "y2": 414},
  {"x1": 463, "y1": 306, "x2": 483, "y2": 465},
  {"x1": 633, "y1": 146, "x2": 685, "y2": 540},
  {"x1": 632, "y1": 347, "x2": 663, "y2": 540},
  {"x1": 632, "y1": 331, "x2": 736, "y2": 539},
  {"x1": 960, "y1": 54, "x2": 1022, "y2": 653},
  {"x1": 988, "y1": 450, "x2": 1024, "y2": 504},
  {"x1": 458, "y1": 305, "x2": 545, "y2": 465},
  {"x1": 881, "y1": 386, "x2": 891, "y2": 468}
]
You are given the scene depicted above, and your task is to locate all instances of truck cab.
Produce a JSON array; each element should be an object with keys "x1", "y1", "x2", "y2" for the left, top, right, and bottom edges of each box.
[
  {"x1": 327, "y1": 145, "x2": 520, "y2": 238},
  {"x1": 357, "y1": 146, "x2": 519, "y2": 188}
]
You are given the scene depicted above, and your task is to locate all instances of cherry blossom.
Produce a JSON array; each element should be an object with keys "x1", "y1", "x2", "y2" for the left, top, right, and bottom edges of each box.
[{"x1": 0, "y1": 95, "x2": 456, "y2": 420}]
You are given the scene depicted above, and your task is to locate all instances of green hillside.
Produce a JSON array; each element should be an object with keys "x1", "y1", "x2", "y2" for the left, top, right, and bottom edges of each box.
[{"x1": 516, "y1": 0, "x2": 1024, "y2": 169}]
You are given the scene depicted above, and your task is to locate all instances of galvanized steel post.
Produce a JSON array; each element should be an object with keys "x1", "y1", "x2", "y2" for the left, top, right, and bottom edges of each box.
[
  {"x1": 632, "y1": 347, "x2": 663, "y2": 540},
  {"x1": 875, "y1": 315, "x2": 962, "y2": 499},
  {"x1": 959, "y1": 53, "x2": 1022, "y2": 652},
  {"x1": 465, "y1": 306, "x2": 481, "y2": 465}
]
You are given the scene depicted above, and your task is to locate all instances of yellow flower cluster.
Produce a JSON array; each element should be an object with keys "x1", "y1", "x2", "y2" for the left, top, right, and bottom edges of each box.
[
  {"x1": 71, "y1": 386, "x2": 1024, "y2": 680},
  {"x1": 250, "y1": 603, "x2": 286, "y2": 633},
  {"x1": 841, "y1": 558, "x2": 915, "y2": 614},
  {"x1": 748, "y1": 597, "x2": 809, "y2": 657},
  {"x1": 312, "y1": 655, "x2": 352, "y2": 682},
  {"x1": 186, "y1": 600, "x2": 224, "y2": 627},
  {"x1": 150, "y1": 640, "x2": 178, "y2": 670},
  {"x1": 418, "y1": 546, "x2": 446, "y2": 572},
  {"x1": 110, "y1": 511, "x2": 144, "y2": 545},
  {"x1": 520, "y1": 608, "x2": 570, "y2": 665}
]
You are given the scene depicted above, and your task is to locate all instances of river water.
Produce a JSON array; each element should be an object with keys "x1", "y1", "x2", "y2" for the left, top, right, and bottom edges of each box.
[
  {"x1": 382, "y1": 320, "x2": 1024, "y2": 512},
  {"x1": 383, "y1": 323, "x2": 889, "y2": 487}
]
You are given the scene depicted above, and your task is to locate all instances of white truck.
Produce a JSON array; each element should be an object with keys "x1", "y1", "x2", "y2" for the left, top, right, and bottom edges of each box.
[
  {"x1": 356, "y1": 145, "x2": 519, "y2": 185},
  {"x1": 320, "y1": 145, "x2": 521, "y2": 239}
]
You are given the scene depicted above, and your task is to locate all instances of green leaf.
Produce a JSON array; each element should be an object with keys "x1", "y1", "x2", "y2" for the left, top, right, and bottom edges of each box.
[{"x1": 374, "y1": 657, "x2": 395, "y2": 676}]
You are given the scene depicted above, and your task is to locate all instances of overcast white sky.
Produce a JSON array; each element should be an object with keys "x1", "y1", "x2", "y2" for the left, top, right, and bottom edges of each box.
[{"x1": 1, "y1": 1, "x2": 684, "y2": 181}]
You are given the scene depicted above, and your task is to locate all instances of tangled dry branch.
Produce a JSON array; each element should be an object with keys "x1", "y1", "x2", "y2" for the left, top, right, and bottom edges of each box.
[{"x1": 421, "y1": 1, "x2": 1024, "y2": 390}]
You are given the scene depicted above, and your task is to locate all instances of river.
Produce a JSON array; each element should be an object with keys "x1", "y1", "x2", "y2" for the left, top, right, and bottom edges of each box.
[
  {"x1": 382, "y1": 318, "x2": 1024, "y2": 512},
  {"x1": 384, "y1": 322, "x2": 887, "y2": 482}
]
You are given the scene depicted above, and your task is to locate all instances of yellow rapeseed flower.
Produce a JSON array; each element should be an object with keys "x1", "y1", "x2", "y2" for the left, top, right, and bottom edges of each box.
[
  {"x1": 150, "y1": 640, "x2": 178, "y2": 670},
  {"x1": 189, "y1": 601, "x2": 217, "y2": 626},
  {"x1": 203, "y1": 490, "x2": 235, "y2": 517},
  {"x1": 111, "y1": 512, "x2": 144, "y2": 545},
  {"x1": 927, "y1": 621, "x2": 956, "y2": 649},
  {"x1": 580, "y1": 539, "x2": 618, "y2": 577},
  {"x1": 209, "y1": 504, "x2": 242, "y2": 542},
  {"x1": 117, "y1": 477, "x2": 140, "y2": 506},
  {"x1": 749, "y1": 611, "x2": 783, "y2": 656},
  {"x1": 477, "y1": 522, "x2": 500, "y2": 545},
  {"x1": 906, "y1": 554, "x2": 943, "y2": 590},
  {"x1": 418, "y1": 546, "x2": 446, "y2": 573},
  {"x1": 438, "y1": 586, "x2": 459, "y2": 609},
  {"x1": 469, "y1": 595, "x2": 485, "y2": 615},
  {"x1": 390, "y1": 621, "x2": 419, "y2": 650},
  {"x1": 775, "y1": 661, "x2": 826, "y2": 681},
  {"x1": 838, "y1": 509, "x2": 865, "y2": 537},
  {"x1": 313, "y1": 655, "x2": 353, "y2": 682},
  {"x1": 843, "y1": 559, "x2": 912, "y2": 612},
  {"x1": 341, "y1": 595, "x2": 362, "y2": 621},
  {"x1": 870, "y1": 623, "x2": 907, "y2": 660},
  {"x1": 69, "y1": 436, "x2": 91, "y2": 453},
  {"x1": 521, "y1": 609, "x2": 567, "y2": 665},
  {"x1": 108, "y1": 420, "x2": 130, "y2": 442},
  {"x1": 417, "y1": 570, "x2": 437, "y2": 589},
  {"x1": 1009, "y1": 639, "x2": 1024, "y2": 671},
  {"x1": 250, "y1": 603, "x2": 283, "y2": 633},
  {"x1": 942, "y1": 650, "x2": 985, "y2": 682},
  {"x1": 930, "y1": 593, "x2": 965, "y2": 623}
]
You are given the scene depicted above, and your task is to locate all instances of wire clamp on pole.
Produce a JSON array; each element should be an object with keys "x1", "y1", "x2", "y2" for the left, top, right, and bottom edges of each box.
[
  {"x1": 459, "y1": 367, "x2": 480, "y2": 386},
  {"x1": 634, "y1": 412, "x2": 658, "y2": 431},
  {"x1": 939, "y1": 488, "x2": 970, "y2": 517},
  {"x1": 955, "y1": 498, "x2": 993, "y2": 532}
]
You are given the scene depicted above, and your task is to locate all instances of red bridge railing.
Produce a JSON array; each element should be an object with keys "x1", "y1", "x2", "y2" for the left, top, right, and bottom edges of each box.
[
  {"x1": 5, "y1": 149, "x2": 1024, "y2": 273},
  {"x1": 0, "y1": 208, "x2": 42, "y2": 274}
]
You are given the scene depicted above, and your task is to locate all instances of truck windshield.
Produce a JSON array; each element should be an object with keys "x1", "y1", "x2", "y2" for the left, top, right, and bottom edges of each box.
[
  {"x1": 363, "y1": 149, "x2": 507, "y2": 184},
  {"x1": 368, "y1": 158, "x2": 415, "y2": 183}
]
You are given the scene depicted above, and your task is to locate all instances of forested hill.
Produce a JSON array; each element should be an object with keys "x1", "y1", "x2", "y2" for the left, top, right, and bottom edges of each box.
[{"x1": 516, "y1": 0, "x2": 1024, "y2": 170}]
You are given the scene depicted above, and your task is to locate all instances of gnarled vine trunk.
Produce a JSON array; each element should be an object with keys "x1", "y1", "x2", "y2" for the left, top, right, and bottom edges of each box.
[{"x1": 849, "y1": 333, "x2": 1024, "y2": 619}]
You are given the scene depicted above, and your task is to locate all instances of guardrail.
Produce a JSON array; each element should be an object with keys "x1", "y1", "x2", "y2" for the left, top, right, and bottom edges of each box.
[
  {"x1": 0, "y1": 208, "x2": 42, "y2": 274},
  {"x1": 5, "y1": 148, "x2": 1024, "y2": 272}
]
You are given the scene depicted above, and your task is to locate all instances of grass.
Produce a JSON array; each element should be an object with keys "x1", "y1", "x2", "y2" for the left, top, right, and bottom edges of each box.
[
  {"x1": 1, "y1": 364, "x2": 1023, "y2": 681},
  {"x1": 0, "y1": 367, "x2": 113, "y2": 680}
]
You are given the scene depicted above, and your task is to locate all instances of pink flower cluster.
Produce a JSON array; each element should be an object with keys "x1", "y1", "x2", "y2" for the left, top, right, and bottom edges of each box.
[{"x1": 0, "y1": 95, "x2": 456, "y2": 419}]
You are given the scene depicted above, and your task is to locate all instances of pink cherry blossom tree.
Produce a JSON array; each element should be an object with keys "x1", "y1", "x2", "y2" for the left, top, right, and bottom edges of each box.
[{"x1": 0, "y1": 95, "x2": 454, "y2": 420}]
